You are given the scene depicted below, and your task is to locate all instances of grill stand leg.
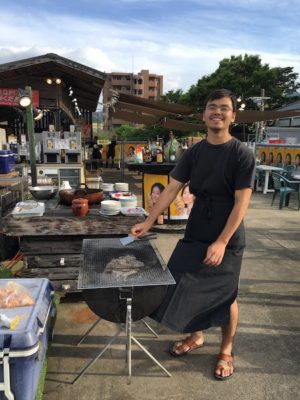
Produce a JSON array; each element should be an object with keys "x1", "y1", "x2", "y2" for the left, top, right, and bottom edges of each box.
[
  {"x1": 141, "y1": 319, "x2": 159, "y2": 338},
  {"x1": 73, "y1": 298, "x2": 171, "y2": 385},
  {"x1": 72, "y1": 327, "x2": 123, "y2": 384},
  {"x1": 125, "y1": 298, "x2": 171, "y2": 385},
  {"x1": 126, "y1": 298, "x2": 132, "y2": 384},
  {"x1": 76, "y1": 318, "x2": 102, "y2": 346},
  {"x1": 76, "y1": 317, "x2": 159, "y2": 346}
]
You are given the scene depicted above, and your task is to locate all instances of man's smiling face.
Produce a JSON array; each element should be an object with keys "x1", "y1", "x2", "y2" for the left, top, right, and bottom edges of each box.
[{"x1": 203, "y1": 97, "x2": 236, "y2": 133}]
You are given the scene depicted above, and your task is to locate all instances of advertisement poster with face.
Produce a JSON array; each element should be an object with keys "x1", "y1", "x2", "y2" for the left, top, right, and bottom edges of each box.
[
  {"x1": 170, "y1": 183, "x2": 195, "y2": 220},
  {"x1": 143, "y1": 174, "x2": 168, "y2": 215}
]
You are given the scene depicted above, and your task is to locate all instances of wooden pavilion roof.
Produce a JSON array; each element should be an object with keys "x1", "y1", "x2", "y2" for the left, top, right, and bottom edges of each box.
[{"x1": 0, "y1": 53, "x2": 106, "y2": 123}]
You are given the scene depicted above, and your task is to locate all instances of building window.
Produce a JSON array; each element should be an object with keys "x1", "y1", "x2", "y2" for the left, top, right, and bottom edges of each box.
[
  {"x1": 138, "y1": 79, "x2": 143, "y2": 84},
  {"x1": 291, "y1": 117, "x2": 300, "y2": 127},
  {"x1": 276, "y1": 118, "x2": 291, "y2": 127},
  {"x1": 138, "y1": 89, "x2": 143, "y2": 95}
]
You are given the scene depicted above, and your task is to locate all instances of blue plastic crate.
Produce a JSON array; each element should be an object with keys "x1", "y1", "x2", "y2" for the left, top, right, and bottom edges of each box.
[{"x1": 0, "y1": 279, "x2": 54, "y2": 400}]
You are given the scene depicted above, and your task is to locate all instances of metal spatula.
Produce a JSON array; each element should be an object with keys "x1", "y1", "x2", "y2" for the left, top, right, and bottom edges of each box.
[{"x1": 120, "y1": 233, "x2": 157, "y2": 246}]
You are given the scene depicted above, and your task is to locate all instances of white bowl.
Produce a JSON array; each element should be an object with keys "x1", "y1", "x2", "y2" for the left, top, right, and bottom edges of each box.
[
  {"x1": 120, "y1": 199, "x2": 137, "y2": 208},
  {"x1": 114, "y1": 182, "x2": 129, "y2": 192},
  {"x1": 101, "y1": 200, "x2": 121, "y2": 210}
]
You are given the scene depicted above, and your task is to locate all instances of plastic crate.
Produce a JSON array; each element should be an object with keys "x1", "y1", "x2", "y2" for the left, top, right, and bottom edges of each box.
[{"x1": 0, "y1": 279, "x2": 54, "y2": 400}]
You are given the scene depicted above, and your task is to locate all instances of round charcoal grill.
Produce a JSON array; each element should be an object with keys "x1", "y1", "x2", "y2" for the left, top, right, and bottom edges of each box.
[
  {"x1": 78, "y1": 238, "x2": 175, "y2": 323},
  {"x1": 83, "y1": 286, "x2": 168, "y2": 323}
]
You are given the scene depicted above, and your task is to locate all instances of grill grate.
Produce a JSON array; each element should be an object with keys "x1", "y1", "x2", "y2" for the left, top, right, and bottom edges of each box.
[{"x1": 78, "y1": 238, "x2": 175, "y2": 289}]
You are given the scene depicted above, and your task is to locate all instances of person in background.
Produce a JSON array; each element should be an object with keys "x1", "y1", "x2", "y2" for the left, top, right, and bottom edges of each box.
[
  {"x1": 131, "y1": 89, "x2": 255, "y2": 380},
  {"x1": 91, "y1": 143, "x2": 103, "y2": 170},
  {"x1": 106, "y1": 135, "x2": 117, "y2": 168}
]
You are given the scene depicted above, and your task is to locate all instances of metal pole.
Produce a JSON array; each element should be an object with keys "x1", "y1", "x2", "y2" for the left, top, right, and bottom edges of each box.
[
  {"x1": 25, "y1": 86, "x2": 37, "y2": 187},
  {"x1": 259, "y1": 88, "x2": 265, "y2": 142}
]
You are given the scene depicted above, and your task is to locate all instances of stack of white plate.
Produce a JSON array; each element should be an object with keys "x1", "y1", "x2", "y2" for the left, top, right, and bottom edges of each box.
[
  {"x1": 100, "y1": 200, "x2": 121, "y2": 216},
  {"x1": 114, "y1": 182, "x2": 129, "y2": 192},
  {"x1": 119, "y1": 194, "x2": 137, "y2": 208},
  {"x1": 101, "y1": 183, "x2": 114, "y2": 192}
]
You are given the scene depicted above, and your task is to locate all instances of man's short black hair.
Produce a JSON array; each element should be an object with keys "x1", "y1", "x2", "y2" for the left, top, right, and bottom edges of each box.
[{"x1": 204, "y1": 89, "x2": 237, "y2": 112}]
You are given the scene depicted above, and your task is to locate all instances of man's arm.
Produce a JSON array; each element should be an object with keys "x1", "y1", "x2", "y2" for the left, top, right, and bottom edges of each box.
[
  {"x1": 203, "y1": 188, "x2": 252, "y2": 267},
  {"x1": 131, "y1": 177, "x2": 184, "y2": 237}
]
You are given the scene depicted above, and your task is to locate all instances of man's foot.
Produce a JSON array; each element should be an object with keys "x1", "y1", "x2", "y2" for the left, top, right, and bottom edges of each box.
[
  {"x1": 169, "y1": 335, "x2": 204, "y2": 357},
  {"x1": 214, "y1": 353, "x2": 234, "y2": 380}
]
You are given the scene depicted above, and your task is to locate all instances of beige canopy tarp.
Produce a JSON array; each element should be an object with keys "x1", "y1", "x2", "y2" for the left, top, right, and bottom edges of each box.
[{"x1": 109, "y1": 93, "x2": 300, "y2": 131}]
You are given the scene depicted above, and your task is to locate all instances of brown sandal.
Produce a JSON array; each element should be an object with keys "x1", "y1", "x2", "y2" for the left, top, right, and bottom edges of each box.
[
  {"x1": 214, "y1": 353, "x2": 234, "y2": 380},
  {"x1": 169, "y1": 336, "x2": 204, "y2": 357}
]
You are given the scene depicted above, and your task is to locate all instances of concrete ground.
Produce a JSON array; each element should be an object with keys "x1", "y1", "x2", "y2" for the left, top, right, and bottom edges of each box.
[{"x1": 43, "y1": 169, "x2": 300, "y2": 400}]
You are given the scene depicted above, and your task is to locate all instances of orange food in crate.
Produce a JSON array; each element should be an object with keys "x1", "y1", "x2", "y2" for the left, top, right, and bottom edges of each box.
[{"x1": 0, "y1": 281, "x2": 35, "y2": 308}]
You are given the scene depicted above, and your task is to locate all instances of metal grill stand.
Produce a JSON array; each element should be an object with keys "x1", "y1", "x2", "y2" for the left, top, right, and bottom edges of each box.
[{"x1": 72, "y1": 287, "x2": 171, "y2": 385}]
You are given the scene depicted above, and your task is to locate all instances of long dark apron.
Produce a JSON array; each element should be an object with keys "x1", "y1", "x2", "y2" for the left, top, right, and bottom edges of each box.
[{"x1": 151, "y1": 193, "x2": 245, "y2": 333}]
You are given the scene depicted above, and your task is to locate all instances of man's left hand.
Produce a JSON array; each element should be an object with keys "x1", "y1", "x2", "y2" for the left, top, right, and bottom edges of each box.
[{"x1": 203, "y1": 240, "x2": 226, "y2": 267}]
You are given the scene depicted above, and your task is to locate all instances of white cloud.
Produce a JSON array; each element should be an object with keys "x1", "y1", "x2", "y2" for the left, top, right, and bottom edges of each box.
[{"x1": 0, "y1": 4, "x2": 299, "y2": 94}]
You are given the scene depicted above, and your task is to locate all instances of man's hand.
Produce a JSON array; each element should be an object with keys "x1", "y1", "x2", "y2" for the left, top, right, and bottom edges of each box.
[
  {"x1": 203, "y1": 240, "x2": 226, "y2": 267},
  {"x1": 131, "y1": 221, "x2": 152, "y2": 238}
]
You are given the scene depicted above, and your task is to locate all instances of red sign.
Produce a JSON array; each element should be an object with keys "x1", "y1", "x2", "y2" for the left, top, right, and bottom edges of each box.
[
  {"x1": 0, "y1": 88, "x2": 40, "y2": 107},
  {"x1": 82, "y1": 124, "x2": 92, "y2": 139}
]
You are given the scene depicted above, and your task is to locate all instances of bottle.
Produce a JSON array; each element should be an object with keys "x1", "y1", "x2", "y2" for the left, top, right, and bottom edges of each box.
[
  {"x1": 156, "y1": 141, "x2": 163, "y2": 163},
  {"x1": 157, "y1": 214, "x2": 164, "y2": 225},
  {"x1": 169, "y1": 139, "x2": 176, "y2": 163}
]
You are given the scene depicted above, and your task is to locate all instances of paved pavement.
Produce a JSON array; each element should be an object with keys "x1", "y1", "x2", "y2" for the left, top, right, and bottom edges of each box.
[{"x1": 43, "y1": 169, "x2": 300, "y2": 400}]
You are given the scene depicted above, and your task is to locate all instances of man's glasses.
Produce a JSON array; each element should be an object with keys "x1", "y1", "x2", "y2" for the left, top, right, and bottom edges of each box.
[{"x1": 206, "y1": 104, "x2": 233, "y2": 112}]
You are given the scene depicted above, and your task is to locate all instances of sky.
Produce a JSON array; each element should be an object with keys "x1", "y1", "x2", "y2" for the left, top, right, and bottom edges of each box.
[{"x1": 0, "y1": 0, "x2": 300, "y2": 93}]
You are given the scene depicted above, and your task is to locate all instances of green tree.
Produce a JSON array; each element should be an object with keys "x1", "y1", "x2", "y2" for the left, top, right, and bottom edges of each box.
[
  {"x1": 160, "y1": 89, "x2": 187, "y2": 104},
  {"x1": 185, "y1": 54, "x2": 300, "y2": 110},
  {"x1": 115, "y1": 124, "x2": 138, "y2": 140}
]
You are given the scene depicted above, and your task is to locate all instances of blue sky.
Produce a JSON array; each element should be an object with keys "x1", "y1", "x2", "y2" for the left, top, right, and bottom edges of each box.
[{"x1": 0, "y1": 0, "x2": 299, "y2": 92}]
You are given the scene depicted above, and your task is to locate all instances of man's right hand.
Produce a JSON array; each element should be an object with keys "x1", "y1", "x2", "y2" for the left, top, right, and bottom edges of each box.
[{"x1": 131, "y1": 221, "x2": 152, "y2": 238}]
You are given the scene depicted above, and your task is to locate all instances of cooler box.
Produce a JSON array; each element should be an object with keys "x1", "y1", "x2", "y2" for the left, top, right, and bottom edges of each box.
[
  {"x1": 0, "y1": 151, "x2": 15, "y2": 174},
  {"x1": 0, "y1": 279, "x2": 54, "y2": 400}
]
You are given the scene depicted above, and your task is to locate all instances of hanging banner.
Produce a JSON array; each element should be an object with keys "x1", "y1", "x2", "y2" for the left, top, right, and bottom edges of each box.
[{"x1": 0, "y1": 88, "x2": 40, "y2": 107}]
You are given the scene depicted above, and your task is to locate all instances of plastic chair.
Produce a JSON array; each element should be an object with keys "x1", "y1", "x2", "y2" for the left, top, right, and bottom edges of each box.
[
  {"x1": 284, "y1": 165, "x2": 296, "y2": 172},
  {"x1": 282, "y1": 164, "x2": 296, "y2": 179},
  {"x1": 271, "y1": 172, "x2": 297, "y2": 209},
  {"x1": 255, "y1": 169, "x2": 265, "y2": 191}
]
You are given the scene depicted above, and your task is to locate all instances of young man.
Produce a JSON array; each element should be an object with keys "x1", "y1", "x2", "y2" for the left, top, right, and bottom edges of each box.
[{"x1": 131, "y1": 89, "x2": 256, "y2": 380}]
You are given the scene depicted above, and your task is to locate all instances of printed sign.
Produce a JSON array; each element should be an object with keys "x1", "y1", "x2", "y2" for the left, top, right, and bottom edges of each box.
[{"x1": 0, "y1": 88, "x2": 39, "y2": 107}]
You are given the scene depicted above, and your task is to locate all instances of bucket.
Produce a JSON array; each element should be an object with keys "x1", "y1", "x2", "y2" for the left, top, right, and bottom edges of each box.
[
  {"x1": 0, "y1": 150, "x2": 15, "y2": 174},
  {"x1": 86, "y1": 177, "x2": 103, "y2": 189}
]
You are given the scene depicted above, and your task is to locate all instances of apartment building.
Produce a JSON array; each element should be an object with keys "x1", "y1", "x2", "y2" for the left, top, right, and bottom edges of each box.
[{"x1": 103, "y1": 69, "x2": 163, "y2": 131}]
